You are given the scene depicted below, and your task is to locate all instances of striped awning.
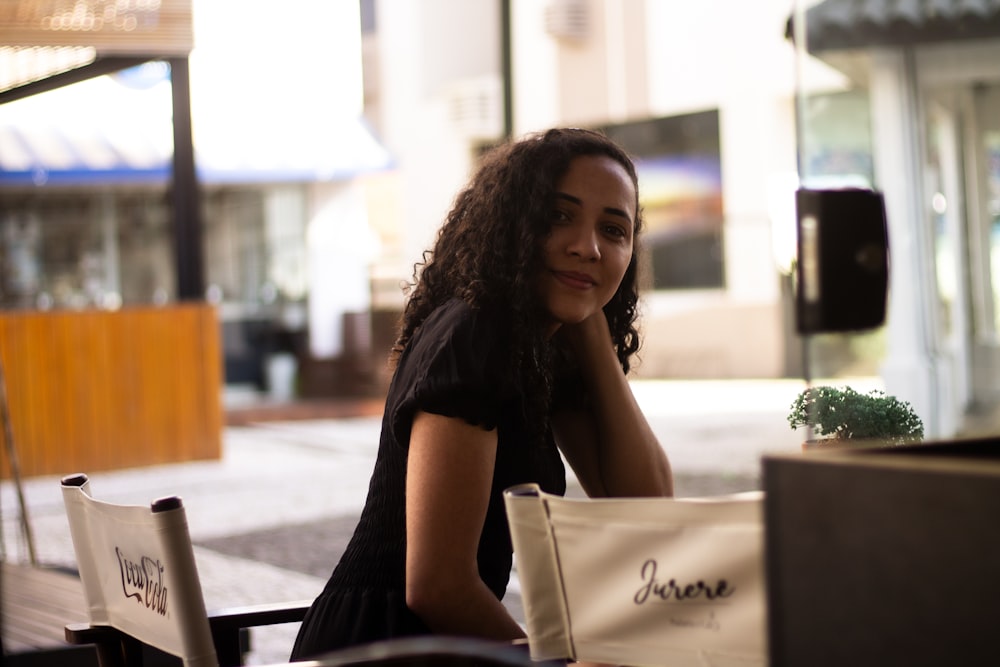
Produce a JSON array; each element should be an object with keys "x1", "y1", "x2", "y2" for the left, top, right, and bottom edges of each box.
[
  {"x1": 790, "y1": 0, "x2": 1000, "y2": 51},
  {"x1": 0, "y1": 64, "x2": 392, "y2": 188}
]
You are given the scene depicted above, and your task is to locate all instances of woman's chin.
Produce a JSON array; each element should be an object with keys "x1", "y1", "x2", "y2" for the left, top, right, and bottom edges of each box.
[
  {"x1": 549, "y1": 311, "x2": 591, "y2": 327},
  {"x1": 544, "y1": 298, "x2": 602, "y2": 329}
]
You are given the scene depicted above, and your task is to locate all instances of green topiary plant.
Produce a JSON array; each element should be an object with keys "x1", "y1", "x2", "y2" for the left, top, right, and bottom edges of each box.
[{"x1": 788, "y1": 385, "x2": 924, "y2": 446}]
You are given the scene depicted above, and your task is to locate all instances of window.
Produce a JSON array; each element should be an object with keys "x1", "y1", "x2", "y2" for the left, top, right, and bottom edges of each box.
[{"x1": 601, "y1": 111, "x2": 725, "y2": 291}]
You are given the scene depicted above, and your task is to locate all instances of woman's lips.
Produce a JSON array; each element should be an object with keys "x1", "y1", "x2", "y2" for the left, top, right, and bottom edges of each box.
[{"x1": 553, "y1": 270, "x2": 596, "y2": 290}]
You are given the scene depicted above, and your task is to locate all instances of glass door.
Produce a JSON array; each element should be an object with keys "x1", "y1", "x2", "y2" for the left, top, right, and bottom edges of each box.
[
  {"x1": 974, "y1": 86, "x2": 1000, "y2": 336},
  {"x1": 922, "y1": 90, "x2": 971, "y2": 414}
]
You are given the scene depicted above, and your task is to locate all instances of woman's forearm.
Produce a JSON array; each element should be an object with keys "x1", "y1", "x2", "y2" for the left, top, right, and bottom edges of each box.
[
  {"x1": 559, "y1": 313, "x2": 673, "y2": 498},
  {"x1": 581, "y1": 341, "x2": 673, "y2": 497}
]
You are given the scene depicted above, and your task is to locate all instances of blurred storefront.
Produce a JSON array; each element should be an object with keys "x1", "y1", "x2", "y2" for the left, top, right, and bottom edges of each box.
[
  {"x1": 0, "y1": 0, "x2": 222, "y2": 476},
  {"x1": 0, "y1": 1, "x2": 392, "y2": 400},
  {"x1": 0, "y1": 64, "x2": 390, "y2": 395}
]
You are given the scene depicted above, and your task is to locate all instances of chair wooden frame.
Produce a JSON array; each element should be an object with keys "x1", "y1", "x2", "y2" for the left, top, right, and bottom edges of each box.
[{"x1": 60, "y1": 473, "x2": 310, "y2": 667}]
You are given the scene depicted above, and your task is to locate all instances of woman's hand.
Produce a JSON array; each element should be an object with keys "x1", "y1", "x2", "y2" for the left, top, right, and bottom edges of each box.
[{"x1": 555, "y1": 309, "x2": 614, "y2": 363}]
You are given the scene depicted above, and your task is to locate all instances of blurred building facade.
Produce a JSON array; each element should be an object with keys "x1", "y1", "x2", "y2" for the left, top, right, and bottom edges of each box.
[
  {"x1": 361, "y1": 0, "x2": 810, "y2": 383},
  {"x1": 5, "y1": 0, "x2": 1000, "y2": 440},
  {"x1": 360, "y1": 0, "x2": 1000, "y2": 440}
]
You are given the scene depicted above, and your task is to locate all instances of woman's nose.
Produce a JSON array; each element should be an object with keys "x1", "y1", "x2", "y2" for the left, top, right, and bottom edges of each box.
[{"x1": 567, "y1": 225, "x2": 600, "y2": 261}]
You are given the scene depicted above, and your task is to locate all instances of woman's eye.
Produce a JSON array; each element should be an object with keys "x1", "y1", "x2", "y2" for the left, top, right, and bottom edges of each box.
[
  {"x1": 551, "y1": 210, "x2": 571, "y2": 224},
  {"x1": 603, "y1": 224, "x2": 627, "y2": 239}
]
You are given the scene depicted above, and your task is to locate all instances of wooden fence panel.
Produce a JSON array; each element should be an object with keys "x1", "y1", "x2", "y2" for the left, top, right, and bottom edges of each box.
[{"x1": 0, "y1": 304, "x2": 222, "y2": 478}]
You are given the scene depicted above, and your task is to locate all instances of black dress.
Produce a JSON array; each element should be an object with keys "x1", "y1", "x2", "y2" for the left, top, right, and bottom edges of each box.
[{"x1": 289, "y1": 299, "x2": 568, "y2": 660}]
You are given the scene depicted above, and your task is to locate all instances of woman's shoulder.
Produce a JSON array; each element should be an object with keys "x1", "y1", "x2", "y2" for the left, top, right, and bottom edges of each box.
[
  {"x1": 396, "y1": 298, "x2": 497, "y2": 371},
  {"x1": 421, "y1": 297, "x2": 475, "y2": 329},
  {"x1": 386, "y1": 298, "x2": 511, "y2": 439},
  {"x1": 413, "y1": 298, "x2": 496, "y2": 348}
]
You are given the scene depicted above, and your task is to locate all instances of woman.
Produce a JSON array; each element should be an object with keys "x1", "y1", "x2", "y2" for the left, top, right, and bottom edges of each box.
[{"x1": 289, "y1": 128, "x2": 673, "y2": 660}]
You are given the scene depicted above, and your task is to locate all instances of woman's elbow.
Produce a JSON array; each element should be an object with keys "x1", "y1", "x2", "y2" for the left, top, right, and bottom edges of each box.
[
  {"x1": 405, "y1": 567, "x2": 463, "y2": 622},
  {"x1": 658, "y1": 454, "x2": 675, "y2": 497},
  {"x1": 622, "y1": 461, "x2": 674, "y2": 498},
  {"x1": 405, "y1": 570, "x2": 435, "y2": 615},
  {"x1": 640, "y1": 456, "x2": 674, "y2": 497}
]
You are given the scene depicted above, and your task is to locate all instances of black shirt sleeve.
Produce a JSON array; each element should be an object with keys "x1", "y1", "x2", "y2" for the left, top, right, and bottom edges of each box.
[{"x1": 388, "y1": 299, "x2": 511, "y2": 450}]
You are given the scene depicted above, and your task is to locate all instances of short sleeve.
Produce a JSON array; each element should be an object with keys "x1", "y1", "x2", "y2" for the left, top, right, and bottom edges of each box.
[{"x1": 387, "y1": 300, "x2": 512, "y2": 450}]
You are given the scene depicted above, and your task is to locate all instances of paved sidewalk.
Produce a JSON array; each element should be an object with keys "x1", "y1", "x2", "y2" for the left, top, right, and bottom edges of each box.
[{"x1": 0, "y1": 378, "x2": 864, "y2": 664}]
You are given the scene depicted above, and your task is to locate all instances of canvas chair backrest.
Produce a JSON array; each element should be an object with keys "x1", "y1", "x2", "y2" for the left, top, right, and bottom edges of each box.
[
  {"x1": 504, "y1": 483, "x2": 767, "y2": 667},
  {"x1": 61, "y1": 473, "x2": 219, "y2": 667}
]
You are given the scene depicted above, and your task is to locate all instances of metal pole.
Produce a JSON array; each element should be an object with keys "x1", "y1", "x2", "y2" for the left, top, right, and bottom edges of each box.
[
  {"x1": 0, "y1": 358, "x2": 37, "y2": 565},
  {"x1": 169, "y1": 56, "x2": 206, "y2": 301},
  {"x1": 500, "y1": 0, "x2": 513, "y2": 140}
]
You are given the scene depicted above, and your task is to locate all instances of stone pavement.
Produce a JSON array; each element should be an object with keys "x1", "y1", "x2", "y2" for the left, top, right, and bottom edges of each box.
[{"x1": 0, "y1": 378, "x2": 874, "y2": 664}]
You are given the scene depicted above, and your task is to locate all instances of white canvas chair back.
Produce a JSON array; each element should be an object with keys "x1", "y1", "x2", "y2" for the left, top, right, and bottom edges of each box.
[
  {"x1": 504, "y1": 483, "x2": 767, "y2": 667},
  {"x1": 62, "y1": 473, "x2": 218, "y2": 667}
]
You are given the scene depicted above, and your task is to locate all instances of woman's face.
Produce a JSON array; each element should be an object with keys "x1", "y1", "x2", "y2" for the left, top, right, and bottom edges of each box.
[{"x1": 537, "y1": 154, "x2": 636, "y2": 330}]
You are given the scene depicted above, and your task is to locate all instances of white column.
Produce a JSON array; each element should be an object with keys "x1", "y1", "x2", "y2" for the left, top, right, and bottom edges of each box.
[
  {"x1": 870, "y1": 49, "x2": 957, "y2": 438},
  {"x1": 930, "y1": 102, "x2": 972, "y2": 413}
]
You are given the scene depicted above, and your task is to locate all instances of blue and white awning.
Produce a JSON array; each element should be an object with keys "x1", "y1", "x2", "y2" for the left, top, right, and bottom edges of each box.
[{"x1": 0, "y1": 65, "x2": 392, "y2": 187}]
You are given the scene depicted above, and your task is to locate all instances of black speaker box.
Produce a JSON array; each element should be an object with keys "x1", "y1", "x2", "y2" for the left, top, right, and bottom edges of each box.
[{"x1": 795, "y1": 188, "x2": 889, "y2": 334}]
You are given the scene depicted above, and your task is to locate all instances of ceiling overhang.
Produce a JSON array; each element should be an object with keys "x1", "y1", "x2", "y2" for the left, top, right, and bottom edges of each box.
[
  {"x1": 788, "y1": 0, "x2": 1000, "y2": 53},
  {"x1": 0, "y1": 0, "x2": 193, "y2": 102}
]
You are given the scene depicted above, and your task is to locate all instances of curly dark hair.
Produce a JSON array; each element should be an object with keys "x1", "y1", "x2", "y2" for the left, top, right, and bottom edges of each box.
[{"x1": 392, "y1": 127, "x2": 644, "y2": 434}]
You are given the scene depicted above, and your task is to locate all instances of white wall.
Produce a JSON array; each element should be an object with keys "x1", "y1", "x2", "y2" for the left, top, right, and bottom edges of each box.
[
  {"x1": 372, "y1": 0, "x2": 857, "y2": 378},
  {"x1": 375, "y1": 0, "x2": 498, "y2": 272},
  {"x1": 510, "y1": 0, "x2": 560, "y2": 132},
  {"x1": 190, "y1": 0, "x2": 364, "y2": 143}
]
